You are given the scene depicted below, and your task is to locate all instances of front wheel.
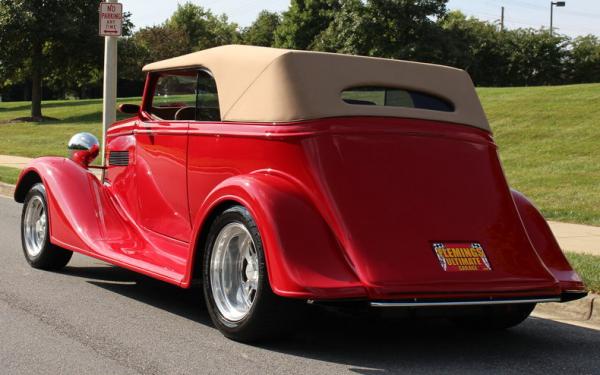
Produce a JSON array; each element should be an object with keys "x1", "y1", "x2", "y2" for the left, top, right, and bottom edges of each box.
[
  {"x1": 21, "y1": 183, "x2": 72, "y2": 270},
  {"x1": 202, "y1": 205, "x2": 300, "y2": 342}
]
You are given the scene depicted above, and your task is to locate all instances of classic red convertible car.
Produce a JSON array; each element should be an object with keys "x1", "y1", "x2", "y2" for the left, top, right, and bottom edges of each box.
[{"x1": 15, "y1": 45, "x2": 586, "y2": 341}]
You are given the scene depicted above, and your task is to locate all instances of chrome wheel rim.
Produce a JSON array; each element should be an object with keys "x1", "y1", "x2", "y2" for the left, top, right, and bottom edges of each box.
[
  {"x1": 23, "y1": 195, "x2": 47, "y2": 257},
  {"x1": 210, "y1": 222, "x2": 259, "y2": 322}
]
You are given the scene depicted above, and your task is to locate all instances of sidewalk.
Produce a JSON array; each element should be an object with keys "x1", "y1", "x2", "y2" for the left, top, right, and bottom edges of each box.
[
  {"x1": 0, "y1": 154, "x2": 599, "y2": 256},
  {"x1": 548, "y1": 221, "x2": 600, "y2": 256},
  {"x1": 0, "y1": 155, "x2": 33, "y2": 169}
]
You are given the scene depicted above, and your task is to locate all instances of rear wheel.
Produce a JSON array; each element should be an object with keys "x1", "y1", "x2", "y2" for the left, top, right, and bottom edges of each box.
[
  {"x1": 202, "y1": 205, "x2": 300, "y2": 342},
  {"x1": 21, "y1": 183, "x2": 72, "y2": 270},
  {"x1": 452, "y1": 303, "x2": 535, "y2": 330}
]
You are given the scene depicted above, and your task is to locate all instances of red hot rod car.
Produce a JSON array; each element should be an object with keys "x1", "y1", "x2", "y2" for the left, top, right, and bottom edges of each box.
[{"x1": 14, "y1": 45, "x2": 586, "y2": 341}]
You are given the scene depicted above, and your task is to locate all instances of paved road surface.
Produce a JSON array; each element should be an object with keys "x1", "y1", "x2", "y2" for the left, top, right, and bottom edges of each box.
[{"x1": 0, "y1": 196, "x2": 598, "y2": 374}]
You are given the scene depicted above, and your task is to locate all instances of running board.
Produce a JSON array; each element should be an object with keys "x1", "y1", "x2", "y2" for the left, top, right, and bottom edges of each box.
[{"x1": 370, "y1": 297, "x2": 561, "y2": 308}]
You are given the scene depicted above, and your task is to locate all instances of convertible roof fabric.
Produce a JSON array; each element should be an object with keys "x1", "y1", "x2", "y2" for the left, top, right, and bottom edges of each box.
[{"x1": 143, "y1": 45, "x2": 489, "y2": 131}]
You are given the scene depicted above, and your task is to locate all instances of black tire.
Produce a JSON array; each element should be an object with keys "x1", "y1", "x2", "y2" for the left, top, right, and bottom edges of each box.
[
  {"x1": 452, "y1": 303, "x2": 535, "y2": 330},
  {"x1": 202, "y1": 205, "x2": 301, "y2": 342},
  {"x1": 21, "y1": 183, "x2": 73, "y2": 270}
]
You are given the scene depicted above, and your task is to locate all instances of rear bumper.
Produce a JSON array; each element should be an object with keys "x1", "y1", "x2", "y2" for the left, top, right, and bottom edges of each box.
[
  {"x1": 369, "y1": 290, "x2": 588, "y2": 307},
  {"x1": 311, "y1": 291, "x2": 587, "y2": 309},
  {"x1": 371, "y1": 290, "x2": 588, "y2": 307},
  {"x1": 560, "y1": 290, "x2": 589, "y2": 302},
  {"x1": 307, "y1": 290, "x2": 588, "y2": 307},
  {"x1": 370, "y1": 296, "x2": 561, "y2": 307}
]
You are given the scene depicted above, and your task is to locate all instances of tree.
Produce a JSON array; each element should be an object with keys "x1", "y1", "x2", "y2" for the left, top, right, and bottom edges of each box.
[
  {"x1": 500, "y1": 29, "x2": 569, "y2": 86},
  {"x1": 314, "y1": 0, "x2": 447, "y2": 61},
  {"x1": 242, "y1": 11, "x2": 281, "y2": 47},
  {"x1": 314, "y1": 0, "x2": 448, "y2": 61},
  {"x1": 439, "y1": 11, "x2": 506, "y2": 85},
  {"x1": 569, "y1": 35, "x2": 600, "y2": 83},
  {"x1": 311, "y1": 0, "x2": 366, "y2": 54},
  {"x1": 166, "y1": 2, "x2": 240, "y2": 51},
  {"x1": 134, "y1": 25, "x2": 192, "y2": 63},
  {"x1": 274, "y1": 0, "x2": 339, "y2": 49},
  {"x1": 0, "y1": 0, "x2": 107, "y2": 120}
]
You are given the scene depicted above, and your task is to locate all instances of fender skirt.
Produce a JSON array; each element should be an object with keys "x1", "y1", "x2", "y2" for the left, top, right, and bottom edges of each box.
[{"x1": 511, "y1": 189, "x2": 587, "y2": 300}]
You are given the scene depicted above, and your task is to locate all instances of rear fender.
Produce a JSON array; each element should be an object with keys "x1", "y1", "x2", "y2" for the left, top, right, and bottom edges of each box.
[
  {"x1": 186, "y1": 172, "x2": 364, "y2": 299},
  {"x1": 511, "y1": 189, "x2": 586, "y2": 294}
]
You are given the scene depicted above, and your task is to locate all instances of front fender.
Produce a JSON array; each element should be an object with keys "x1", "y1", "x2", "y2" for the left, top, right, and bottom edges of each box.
[
  {"x1": 187, "y1": 171, "x2": 365, "y2": 299},
  {"x1": 511, "y1": 189, "x2": 586, "y2": 295},
  {"x1": 15, "y1": 157, "x2": 104, "y2": 252}
]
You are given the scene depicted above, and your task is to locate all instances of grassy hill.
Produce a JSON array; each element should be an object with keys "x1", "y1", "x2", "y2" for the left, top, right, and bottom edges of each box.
[
  {"x1": 478, "y1": 84, "x2": 600, "y2": 225},
  {"x1": 0, "y1": 97, "x2": 136, "y2": 158},
  {"x1": 1, "y1": 83, "x2": 599, "y2": 225}
]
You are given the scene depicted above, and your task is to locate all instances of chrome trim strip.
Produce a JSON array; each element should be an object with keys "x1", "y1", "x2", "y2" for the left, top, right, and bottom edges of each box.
[{"x1": 370, "y1": 297, "x2": 560, "y2": 307}]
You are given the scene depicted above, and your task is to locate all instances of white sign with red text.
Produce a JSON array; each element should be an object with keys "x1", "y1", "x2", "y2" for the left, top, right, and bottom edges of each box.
[{"x1": 99, "y1": 2, "x2": 123, "y2": 37}]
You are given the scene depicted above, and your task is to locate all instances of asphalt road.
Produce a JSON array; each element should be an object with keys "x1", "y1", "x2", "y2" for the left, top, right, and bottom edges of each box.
[{"x1": 0, "y1": 196, "x2": 599, "y2": 375}]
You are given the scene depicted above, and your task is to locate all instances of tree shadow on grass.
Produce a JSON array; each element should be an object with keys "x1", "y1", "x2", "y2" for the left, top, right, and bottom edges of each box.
[
  {"x1": 41, "y1": 99, "x2": 104, "y2": 109},
  {"x1": 59, "y1": 263, "x2": 600, "y2": 374},
  {"x1": 0, "y1": 100, "x2": 101, "y2": 114},
  {"x1": 59, "y1": 111, "x2": 103, "y2": 124},
  {"x1": 7, "y1": 110, "x2": 131, "y2": 126},
  {"x1": 0, "y1": 104, "x2": 32, "y2": 112}
]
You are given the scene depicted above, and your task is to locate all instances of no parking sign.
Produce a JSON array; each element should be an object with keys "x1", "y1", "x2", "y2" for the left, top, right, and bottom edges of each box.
[{"x1": 99, "y1": 2, "x2": 123, "y2": 37}]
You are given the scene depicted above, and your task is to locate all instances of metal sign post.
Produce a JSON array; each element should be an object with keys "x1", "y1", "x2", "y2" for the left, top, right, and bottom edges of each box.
[{"x1": 99, "y1": 1, "x2": 122, "y2": 178}]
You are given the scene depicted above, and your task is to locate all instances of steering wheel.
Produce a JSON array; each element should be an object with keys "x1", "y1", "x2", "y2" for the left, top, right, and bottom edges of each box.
[{"x1": 174, "y1": 106, "x2": 195, "y2": 120}]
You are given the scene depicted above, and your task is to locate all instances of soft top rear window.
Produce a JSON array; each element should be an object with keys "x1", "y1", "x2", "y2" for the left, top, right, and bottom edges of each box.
[{"x1": 341, "y1": 86, "x2": 454, "y2": 112}]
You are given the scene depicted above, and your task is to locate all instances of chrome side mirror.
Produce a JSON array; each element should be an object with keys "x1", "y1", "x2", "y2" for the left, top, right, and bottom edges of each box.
[{"x1": 68, "y1": 132, "x2": 99, "y2": 168}]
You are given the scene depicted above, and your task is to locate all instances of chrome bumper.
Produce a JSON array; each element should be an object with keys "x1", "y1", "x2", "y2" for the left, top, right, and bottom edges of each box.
[{"x1": 370, "y1": 296, "x2": 561, "y2": 308}]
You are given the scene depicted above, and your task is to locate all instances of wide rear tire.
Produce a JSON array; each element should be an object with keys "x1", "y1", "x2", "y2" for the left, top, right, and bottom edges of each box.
[
  {"x1": 21, "y1": 183, "x2": 73, "y2": 270},
  {"x1": 202, "y1": 205, "x2": 301, "y2": 342}
]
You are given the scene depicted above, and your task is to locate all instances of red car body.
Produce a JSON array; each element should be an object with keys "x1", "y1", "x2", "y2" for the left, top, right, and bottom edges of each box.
[{"x1": 14, "y1": 45, "x2": 586, "y2": 306}]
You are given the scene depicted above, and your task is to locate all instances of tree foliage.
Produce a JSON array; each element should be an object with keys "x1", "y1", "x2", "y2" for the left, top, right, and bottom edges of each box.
[
  {"x1": 313, "y1": 0, "x2": 447, "y2": 61},
  {"x1": 3, "y1": 0, "x2": 600, "y2": 106},
  {"x1": 166, "y1": 2, "x2": 240, "y2": 51},
  {"x1": 242, "y1": 11, "x2": 281, "y2": 47},
  {"x1": 440, "y1": 11, "x2": 571, "y2": 86},
  {"x1": 0, "y1": 0, "x2": 132, "y2": 117},
  {"x1": 274, "y1": 0, "x2": 339, "y2": 49},
  {"x1": 569, "y1": 35, "x2": 600, "y2": 83}
]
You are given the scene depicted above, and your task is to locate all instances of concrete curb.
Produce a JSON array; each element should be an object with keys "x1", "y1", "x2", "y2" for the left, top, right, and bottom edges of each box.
[
  {"x1": 534, "y1": 293, "x2": 599, "y2": 326},
  {"x1": 0, "y1": 181, "x2": 15, "y2": 198}
]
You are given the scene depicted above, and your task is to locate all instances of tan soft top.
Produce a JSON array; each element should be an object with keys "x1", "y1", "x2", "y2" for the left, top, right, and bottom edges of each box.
[{"x1": 143, "y1": 45, "x2": 489, "y2": 131}]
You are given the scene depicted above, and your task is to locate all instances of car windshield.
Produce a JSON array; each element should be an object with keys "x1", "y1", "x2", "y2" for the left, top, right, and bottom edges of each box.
[{"x1": 148, "y1": 70, "x2": 220, "y2": 121}]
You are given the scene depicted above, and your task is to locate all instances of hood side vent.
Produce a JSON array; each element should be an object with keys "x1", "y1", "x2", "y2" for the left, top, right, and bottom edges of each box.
[{"x1": 109, "y1": 150, "x2": 129, "y2": 166}]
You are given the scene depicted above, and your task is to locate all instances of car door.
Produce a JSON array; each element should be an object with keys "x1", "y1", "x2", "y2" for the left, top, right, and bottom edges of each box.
[{"x1": 135, "y1": 71, "x2": 198, "y2": 242}]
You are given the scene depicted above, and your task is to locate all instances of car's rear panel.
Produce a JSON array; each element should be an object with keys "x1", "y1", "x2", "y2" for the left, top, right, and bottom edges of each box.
[{"x1": 300, "y1": 117, "x2": 561, "y2": 300}]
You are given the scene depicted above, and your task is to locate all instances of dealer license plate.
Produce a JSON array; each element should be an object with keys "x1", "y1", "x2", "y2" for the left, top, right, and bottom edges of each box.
[{"x1": 432, "y1": 242, "x2": 492, "y2": 272}]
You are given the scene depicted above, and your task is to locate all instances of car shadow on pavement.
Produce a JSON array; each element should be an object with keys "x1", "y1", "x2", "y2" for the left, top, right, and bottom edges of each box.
[
  {"x1": 61, "y1": 264, "x2": 600, "y2": 374},
  {"x1": 60, "y1": 264, "x2": 212, "y2": 325}
]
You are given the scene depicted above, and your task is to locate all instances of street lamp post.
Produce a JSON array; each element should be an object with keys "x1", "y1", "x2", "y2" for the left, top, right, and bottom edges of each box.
[{"x1": 550, "y1": 1, "x2": 566, "y2": 36}]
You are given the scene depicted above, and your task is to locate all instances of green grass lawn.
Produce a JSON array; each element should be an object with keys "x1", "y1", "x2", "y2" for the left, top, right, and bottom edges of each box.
[
  {"x1": 565, "y1": 252, "x2": 600, "y2": 293},
  {"x1": 1, "y1": 83, "x2": 599, "y2": 224},
  {"x1": 477, "y1": 83, "x2": 600, "y2": 225},
  {"x1": 0, "y1": 166, "x2": 20, "y2": 185},
  {"x1": 0, "y1": 97, "x2": 139, "y2": 158}
]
